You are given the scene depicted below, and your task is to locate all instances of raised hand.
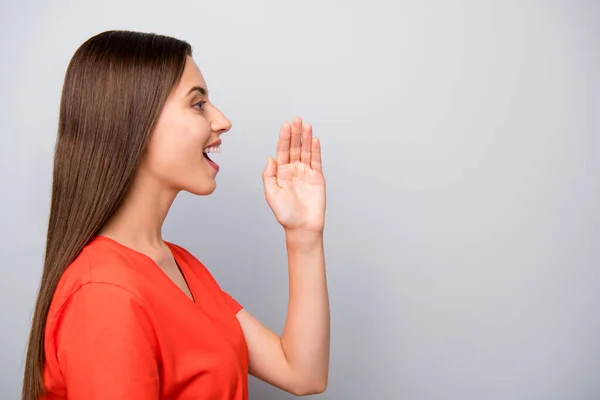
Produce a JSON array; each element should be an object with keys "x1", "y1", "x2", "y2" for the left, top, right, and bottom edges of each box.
[{"x1": 262, "y1": 117, "x2": 326, "y2": 233}]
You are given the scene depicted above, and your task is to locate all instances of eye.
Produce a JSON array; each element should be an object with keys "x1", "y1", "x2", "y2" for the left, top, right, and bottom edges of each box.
[{"x1": 193, "y1": 101, "x2": 207, "y2": 111}]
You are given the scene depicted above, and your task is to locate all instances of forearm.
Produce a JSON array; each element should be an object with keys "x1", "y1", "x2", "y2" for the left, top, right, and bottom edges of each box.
[{"x1": 280, "y1": 230, "x2": 330, "y2": 392}]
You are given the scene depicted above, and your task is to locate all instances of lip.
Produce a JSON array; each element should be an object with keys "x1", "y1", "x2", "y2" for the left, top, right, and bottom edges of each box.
[
  {"x1": 206, "y1": 157, "x2": 220, "y2": 172},
  {"x1": 204, "y1": 139, "x2": 222, "y2": 149}
]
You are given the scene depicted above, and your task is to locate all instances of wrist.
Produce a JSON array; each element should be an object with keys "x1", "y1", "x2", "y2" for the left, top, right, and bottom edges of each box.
[{"x1": 285, "y1": 229, "x2": 324, "y2": 250}]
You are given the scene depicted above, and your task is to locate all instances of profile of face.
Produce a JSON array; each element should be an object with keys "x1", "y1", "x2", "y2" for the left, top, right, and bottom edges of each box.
[{"x1": 138, "y1": 56, "x2": 232, "y2": 196}]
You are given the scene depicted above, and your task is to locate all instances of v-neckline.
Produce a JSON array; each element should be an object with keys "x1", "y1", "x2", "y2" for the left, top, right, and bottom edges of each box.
[
  {"x1": 94, "y1": 235, "x2": 197, "y2": 304},
  {"x1": 173, "y1": 257, "x2": 196, "y2": 303}
]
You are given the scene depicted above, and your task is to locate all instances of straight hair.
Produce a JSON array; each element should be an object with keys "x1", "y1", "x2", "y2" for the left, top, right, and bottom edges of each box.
[{"x1": 22, "y1": 30, "x2": 192, "y2": 399}]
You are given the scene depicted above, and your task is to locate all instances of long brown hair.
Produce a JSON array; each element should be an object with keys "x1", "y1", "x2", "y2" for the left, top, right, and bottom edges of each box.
[{"x1": 22, "y1": 30, "x2": 192, "y2": 400}]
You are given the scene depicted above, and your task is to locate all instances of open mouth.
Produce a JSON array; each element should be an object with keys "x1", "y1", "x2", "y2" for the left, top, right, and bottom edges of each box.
[{"x1": 203, "y1": 141, "x2": 221, "y2": 171}]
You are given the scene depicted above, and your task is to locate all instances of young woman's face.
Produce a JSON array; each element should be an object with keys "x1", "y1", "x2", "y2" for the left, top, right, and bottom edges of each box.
[{"x1": 140, "y1": 56, "x2": 232, "y2": 195}]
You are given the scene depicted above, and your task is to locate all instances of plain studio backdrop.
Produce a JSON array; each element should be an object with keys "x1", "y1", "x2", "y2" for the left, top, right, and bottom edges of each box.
[{"x1": 1, "y1": 1, "x2": 598, "y2": 399}]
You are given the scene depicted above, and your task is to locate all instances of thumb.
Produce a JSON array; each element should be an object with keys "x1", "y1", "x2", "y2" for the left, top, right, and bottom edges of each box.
[{"x1": 262, "y1": 156, "x2": 279, "y2": 193}]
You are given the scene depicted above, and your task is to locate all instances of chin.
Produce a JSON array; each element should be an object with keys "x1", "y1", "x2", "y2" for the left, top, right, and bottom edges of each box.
[{"x1": 186, "y1": 180, "x2": 217, "y2": 196}]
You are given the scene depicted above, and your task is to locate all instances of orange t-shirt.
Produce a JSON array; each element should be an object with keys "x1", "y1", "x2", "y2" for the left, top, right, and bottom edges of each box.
[{"x1": 41, "y1": 236, "x2": 249, "y2": 399}]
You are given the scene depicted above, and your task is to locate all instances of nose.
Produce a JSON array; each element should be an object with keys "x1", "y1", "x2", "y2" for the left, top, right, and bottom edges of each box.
[{"x1": 210, "y1": 106, "x2": 232, "y2": 135}]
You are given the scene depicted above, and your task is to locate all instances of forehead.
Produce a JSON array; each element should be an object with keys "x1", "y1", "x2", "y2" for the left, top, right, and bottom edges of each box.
[{"x1": 174, "y1": 56, "x2": 207, "y2": 95}]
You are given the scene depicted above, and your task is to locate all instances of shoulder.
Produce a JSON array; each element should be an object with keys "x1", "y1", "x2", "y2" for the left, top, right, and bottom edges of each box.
[
  {"x1": 45, "y1": 278, "x2": 159, "y2": 378},
  {"x1": 56, "y1": 236, "x2": 141, "y2": 288},
  {"x1": 47, "y1": 237, "x2": 149, "y2": 325},
  {"x1": 45, "y1": 239, "x2": 159, "y2": 357}
]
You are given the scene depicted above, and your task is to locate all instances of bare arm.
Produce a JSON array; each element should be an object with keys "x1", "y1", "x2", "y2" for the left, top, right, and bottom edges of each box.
[
  {"x1": 236, "y1": 117, "x2": 330, "y2": 395},
  {"x1": 236, "y1": 232, "x2": 329, "y2": 395}
]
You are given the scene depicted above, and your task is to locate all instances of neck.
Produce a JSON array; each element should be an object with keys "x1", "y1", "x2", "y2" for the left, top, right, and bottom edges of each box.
[{"x1": 98, "y1": 171, "x2": 177, "y2": 250}]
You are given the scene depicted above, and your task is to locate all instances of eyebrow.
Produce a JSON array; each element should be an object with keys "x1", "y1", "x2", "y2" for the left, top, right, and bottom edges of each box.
[{"x1": 186, "y1": 85, "x2": 208, "y2": 97}]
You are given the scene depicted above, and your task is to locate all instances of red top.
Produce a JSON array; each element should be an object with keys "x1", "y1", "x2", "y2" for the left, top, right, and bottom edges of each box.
[{"x1": 41, "y1": 236, "x2": 249, "y2": 399}]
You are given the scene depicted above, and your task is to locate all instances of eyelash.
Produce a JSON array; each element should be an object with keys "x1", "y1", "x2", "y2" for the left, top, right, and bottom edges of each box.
[{"x1": 193, "y1": 101, "x2": 207, "y2": 112}]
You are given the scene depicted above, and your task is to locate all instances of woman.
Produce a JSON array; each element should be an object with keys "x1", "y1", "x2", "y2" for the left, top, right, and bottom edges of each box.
[{"x1": 22, "y1": 30, "x2": 329, "y2": 400}]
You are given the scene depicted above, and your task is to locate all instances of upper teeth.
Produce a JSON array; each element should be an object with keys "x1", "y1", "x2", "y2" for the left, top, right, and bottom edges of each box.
[{"x1": 205, "y1": 146, "x2": 220, "y2": 153}]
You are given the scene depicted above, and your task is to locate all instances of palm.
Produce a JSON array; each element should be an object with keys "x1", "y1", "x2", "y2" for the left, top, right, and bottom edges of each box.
[{"x1": 262, "y1": 118, "x2": 326, "y2": 232}]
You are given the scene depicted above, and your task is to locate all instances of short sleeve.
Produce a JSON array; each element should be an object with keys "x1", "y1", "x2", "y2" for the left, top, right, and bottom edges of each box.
[
  {"x1": 220, "y1": 289, "x2": 243, "y2": 314},
  {"x1": 53, "y1": 283, "x2": 160, "y2": 399}
]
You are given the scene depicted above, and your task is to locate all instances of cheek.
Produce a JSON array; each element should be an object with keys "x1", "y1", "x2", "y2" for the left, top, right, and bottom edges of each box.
[{"x1": 146, "y1": 111, "x2": 207, "y2": 176}]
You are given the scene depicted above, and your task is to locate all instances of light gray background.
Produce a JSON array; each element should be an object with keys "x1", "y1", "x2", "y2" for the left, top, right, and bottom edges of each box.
[{"x1": 1, "y1": 1, "x2": 598, "y2": 399}]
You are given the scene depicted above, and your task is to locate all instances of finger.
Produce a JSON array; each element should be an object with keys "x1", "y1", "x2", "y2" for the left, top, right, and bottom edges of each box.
[
  {"x1": 289, "y1": 116, "x2": 302, "y2": 163},
  {"x1": 310, "y1": 137, "x2": 322, "y2": 173},
  {"x1": 300, "y1": 123, "x2": 312, "y2": 164},
  {"x1": 276, "y1": 122, "x2": 291, "y2": 165},
  {"x1": 262, "y1": 156, "x2": 279, "y2": 193}
]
